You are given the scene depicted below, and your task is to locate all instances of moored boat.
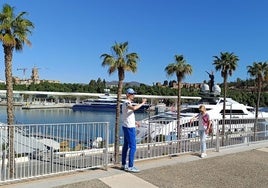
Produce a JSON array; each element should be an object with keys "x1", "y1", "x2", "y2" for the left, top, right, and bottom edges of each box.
[
  {"x1": 136, "y1": 84, "x2": 268, "y2": 142},
  {"x1": 72, "y1": 94, "x2": 150, "y2": 113}
]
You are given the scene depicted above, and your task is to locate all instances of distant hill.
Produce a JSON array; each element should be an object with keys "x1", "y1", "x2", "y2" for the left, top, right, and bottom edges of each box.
[{"x1": 106, "y1": 81, "x2": 146, "y2": 87}]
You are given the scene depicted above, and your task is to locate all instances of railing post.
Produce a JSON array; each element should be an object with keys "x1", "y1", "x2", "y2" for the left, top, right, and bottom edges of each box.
[
  {"x1": 1, "y1": 150, "x2": 6, "y2": 181},
  {"x1": 215, "y1": 120, "x2": 220, "y2": 152},
  {"x1": 243, "y1": 126, "x2": 248, "y2": 145},
  {"x1": 50, "y1": 147, "x2": 53, "y2": 173},
  {"x1": 104, "y1": 122, "x2": 109, "y2": 171}
]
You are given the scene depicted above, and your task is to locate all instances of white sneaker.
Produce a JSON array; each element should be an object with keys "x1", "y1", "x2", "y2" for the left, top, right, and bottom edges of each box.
[
  {"x1": 127, "y1": 166, "x2": 140, "y2": 173},
  {"x1": 120, "y1": 164, "x2": 128, "y2": 171},
  {"x1": 201, "y1": 153, "x2": 207, "y2": 158}
]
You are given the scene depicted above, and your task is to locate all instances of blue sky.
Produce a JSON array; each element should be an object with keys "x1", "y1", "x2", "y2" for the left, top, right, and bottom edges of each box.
[{"x1": 1, "y1": 0, "x2": 268, "y2": 85}]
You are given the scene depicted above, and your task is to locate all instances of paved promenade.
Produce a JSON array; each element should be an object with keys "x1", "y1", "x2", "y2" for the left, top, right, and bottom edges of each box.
[{"x1": 2, "y1": 142, "x2": 268, "y2": 188}]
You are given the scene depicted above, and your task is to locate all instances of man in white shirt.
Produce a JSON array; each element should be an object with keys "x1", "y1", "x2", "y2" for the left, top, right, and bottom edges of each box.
[{"x1": 121, "y1": 88, "x2": 147, "y2": 173}]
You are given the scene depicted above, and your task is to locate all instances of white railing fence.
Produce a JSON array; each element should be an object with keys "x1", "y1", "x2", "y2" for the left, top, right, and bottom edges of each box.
[
  {"x1": 134, "y1": 117, "x2": 268, "y2": 161},
  {"x1": 0, "y1": 122, "x2": 110, "y2": 184},
  {"x1": 0, "y1": 117, "x2": 268, "y2": 184}
]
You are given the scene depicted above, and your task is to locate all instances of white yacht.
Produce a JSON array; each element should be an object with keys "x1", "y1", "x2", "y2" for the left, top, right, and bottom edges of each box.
[{"x1": 136, "y1": 84, "x2": 268, "y2": 142}]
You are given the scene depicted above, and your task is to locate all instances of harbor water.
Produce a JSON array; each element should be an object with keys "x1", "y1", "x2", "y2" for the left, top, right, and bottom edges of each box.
[
  {"x1": 1, "y1": 106, "x2": 267, "y2": 144},
  {"x1": 0, "y1": 106, "x2": 150, "y2": 138}
]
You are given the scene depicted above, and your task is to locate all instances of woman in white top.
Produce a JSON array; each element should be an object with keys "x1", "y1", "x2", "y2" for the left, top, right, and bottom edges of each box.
[{"x1": 191, "y1": 105, "x2": 211, "y2": 158}]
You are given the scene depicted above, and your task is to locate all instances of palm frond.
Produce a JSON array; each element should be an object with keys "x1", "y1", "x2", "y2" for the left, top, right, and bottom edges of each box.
[
  {"x1": 101, "y1": 41, "x2": 139, "y2": 75},
  {"x1": 165, "y1": 55, "x2": 192, "y2": 79}
]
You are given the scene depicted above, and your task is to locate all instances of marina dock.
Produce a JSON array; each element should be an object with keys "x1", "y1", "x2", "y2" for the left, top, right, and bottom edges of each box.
[{"x1": 21, "y1": 103, "x2": 73, "y2": 109}]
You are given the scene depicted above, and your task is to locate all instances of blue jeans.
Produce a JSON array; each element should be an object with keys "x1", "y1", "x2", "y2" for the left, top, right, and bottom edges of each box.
[
  {"x1": 121, "y1": 126, "x2": 136, "y2": 168},
  {"x1": 199, "y1": 130, "x2": 207, "y2": 153}
]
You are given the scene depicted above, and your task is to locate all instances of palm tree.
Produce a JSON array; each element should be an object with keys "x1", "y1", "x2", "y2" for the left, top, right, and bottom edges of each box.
[
  {"x1": 165, "y1": 55, "x2": 192, "y2": 148},
  {"x1": 213, "y1": 52, "x2": 239, "y2": 146},
  {"x1": 101, "y1": 41, "x2": 139, "y2": 164},
  {"x1": 0, "y1": 4, "x2": 34, "y2": 178},
  {"x1": 247, "y1": 62, "x2": 268, "y2": 140}
]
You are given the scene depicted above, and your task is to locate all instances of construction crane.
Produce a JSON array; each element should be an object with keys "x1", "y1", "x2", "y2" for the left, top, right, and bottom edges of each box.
[{"x1": 17, "y1": 68, "x2": 28, "y2": 80}]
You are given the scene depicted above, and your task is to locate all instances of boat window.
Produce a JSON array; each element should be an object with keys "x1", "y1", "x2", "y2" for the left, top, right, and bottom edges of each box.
[
  {"x1": 247, "y1": 108, "x2": 254, "y2": 112},
  {"x1": 220, "y1": 109, "x2": 247, "y2": 115},
  {"x1": 219, "y1": 99, "x2": 224, "y2": 103},
  {"x1": 181, "y1": 108, "x2": 200, "y2": 113},
  {"x1": 197, "y1": 98, "x2": 218, "y2": 105}
]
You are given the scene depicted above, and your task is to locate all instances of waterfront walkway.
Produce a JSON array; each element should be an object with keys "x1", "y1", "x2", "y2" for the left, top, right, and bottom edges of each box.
[{"x1": 2, "y1": 142, "x2": 268, "y2": 188}]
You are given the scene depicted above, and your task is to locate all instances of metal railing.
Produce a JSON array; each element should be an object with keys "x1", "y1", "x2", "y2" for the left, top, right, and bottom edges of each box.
[
  {"x1": 134, "y1": 117, "x2": 268, "y2": 161},
  {"x1": 0, "y1": 117, "x2": 267, "y2": 184},
  {"x1": 0, "y1": 122, "x2": 110, "y2": 183}
]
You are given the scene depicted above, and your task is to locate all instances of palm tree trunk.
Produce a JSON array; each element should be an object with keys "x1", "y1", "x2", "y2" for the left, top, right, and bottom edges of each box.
[
  {"x1": 114, "y1": 78, "x2": 123, "y2": 164},
  {"x1": 177, "y1": 79, "x2": 182, "y2": 152},
  {"x1": 254, "y1": 79, "x2": 261, "y2": 141},
  {"x1": 4, "y1": 46, "x2": 15, "y2": 179},
  {"x1": 221, "y1": 76, "x2": 227, "y2": 146}
]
